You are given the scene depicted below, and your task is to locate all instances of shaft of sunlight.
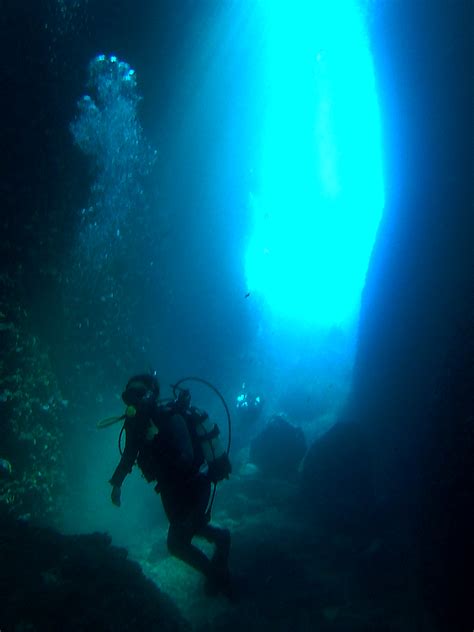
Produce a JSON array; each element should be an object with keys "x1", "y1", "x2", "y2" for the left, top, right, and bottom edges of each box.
[{"x1": 246, "y1": 0, "x2": 384, "y2": 329}]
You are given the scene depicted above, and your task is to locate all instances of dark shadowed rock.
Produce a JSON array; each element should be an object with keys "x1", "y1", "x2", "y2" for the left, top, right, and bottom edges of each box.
[
  {"x1": 0, "y1": 509, "x2": 190, "y2": 632},
  {"x1": 250, "y1": 415, "x2": 307, "y2": 477},
  {"x1": 326, "y1": 1, "x2": 474, "y2": 628},
  {"x1": 301, "y1": 421, "x2": 376, "y2": 534}
]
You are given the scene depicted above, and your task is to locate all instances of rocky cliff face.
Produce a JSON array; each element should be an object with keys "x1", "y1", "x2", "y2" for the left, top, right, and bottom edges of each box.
[{"x1": 303, "y1": 2, "x2": 473, "y2": 629}]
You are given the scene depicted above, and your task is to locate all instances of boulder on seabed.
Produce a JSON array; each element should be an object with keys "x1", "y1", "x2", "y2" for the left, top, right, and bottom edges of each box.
[{"x1": 250, "y1": 413, "x2": 307, "y2": 477}]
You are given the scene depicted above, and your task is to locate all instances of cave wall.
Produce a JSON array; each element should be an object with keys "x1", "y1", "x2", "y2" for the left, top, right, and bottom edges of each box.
[
  {"x1": 352, "y1": 0, "x2": 473, "y2": 498},
  {"x1": 347, "y1": 0, "x2": 473, "y2": 627}
]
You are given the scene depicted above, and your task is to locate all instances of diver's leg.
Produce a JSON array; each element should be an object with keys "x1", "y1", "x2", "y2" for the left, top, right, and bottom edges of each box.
[
  {"x1": 167, "y1": 522, "x2": 213, "y2": 577},
  {"x1": 196, "y1": 524, "x2": 232, "y2": 596},
  {"x1": 198, "y1": 524, "x2": 231, "y2": 569},
  {"x1": 163, "y1": 480, "x2": 232, "y2": 596}
]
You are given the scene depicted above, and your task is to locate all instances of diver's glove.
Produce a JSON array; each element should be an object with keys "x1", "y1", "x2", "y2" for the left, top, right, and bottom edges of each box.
[
  {"x1": 208, "y1": 453, "x2": 232, "y2": 483},
  {"x1": 111, "y1": 485, "x2": 121, "y2": 507}
]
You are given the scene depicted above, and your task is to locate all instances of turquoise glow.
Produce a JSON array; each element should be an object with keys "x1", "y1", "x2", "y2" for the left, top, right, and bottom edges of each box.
[{"x1": 246, "y1": 0, "x2": 384, "y2": 328}]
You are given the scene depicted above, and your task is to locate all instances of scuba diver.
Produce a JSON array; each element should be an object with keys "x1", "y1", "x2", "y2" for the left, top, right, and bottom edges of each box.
[{"x1": 108, "y1": 373, "x2": 232, "y2": 596}]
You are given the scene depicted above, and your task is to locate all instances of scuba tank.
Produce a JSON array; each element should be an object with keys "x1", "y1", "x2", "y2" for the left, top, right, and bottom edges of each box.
[
  {"x1": 171, "y1": 377, "x2": 232, "y2": 517},
  {"x1": 171, "y1": 376, "x2": 231, "y2": 456},
  {"x1": 170, "y1": 384, "x2": 231, "y2": 483},
  {"x1": 189, "y1": 407, "x2": 230, "y2": 483}
]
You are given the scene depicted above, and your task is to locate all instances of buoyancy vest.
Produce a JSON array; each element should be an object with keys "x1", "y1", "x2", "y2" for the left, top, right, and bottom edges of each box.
[{"x1": 142, "y1": 402, "x2": 230, "y2": 484}]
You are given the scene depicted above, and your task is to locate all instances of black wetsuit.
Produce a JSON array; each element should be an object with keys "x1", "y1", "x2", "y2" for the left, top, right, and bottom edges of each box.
[{"x1": 110, "y1": 404, "x2": 230, "y2": 585}]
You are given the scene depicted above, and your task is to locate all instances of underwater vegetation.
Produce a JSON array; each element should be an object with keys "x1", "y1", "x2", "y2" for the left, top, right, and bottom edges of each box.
[{"x1": 0, "y1": 275, "x2": 65, "y2": 522}]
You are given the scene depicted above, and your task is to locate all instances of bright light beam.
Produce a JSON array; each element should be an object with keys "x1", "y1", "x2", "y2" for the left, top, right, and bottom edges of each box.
[{"x1": 246, "y1": 0, "x2": 384, "y2": 329}]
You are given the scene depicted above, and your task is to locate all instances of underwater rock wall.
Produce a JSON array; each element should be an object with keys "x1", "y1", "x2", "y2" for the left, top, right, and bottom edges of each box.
[
  {"x1": 341, "y1": 1, "x2": 472, "y2": 628},
  {"x1": 0, "y1": 275, "x2": 66, "y2": 523},
  {"x1": 353, "y1": 0, "x2": 473, "y2": 506},
  {"x1": 303, "y1": 1, "x2": 473, "y2": 628}
]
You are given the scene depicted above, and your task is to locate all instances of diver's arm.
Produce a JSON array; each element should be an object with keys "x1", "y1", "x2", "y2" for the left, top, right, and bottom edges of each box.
[{"x1": 109, "y1": 419, "x2": 143, "y2": 490}]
